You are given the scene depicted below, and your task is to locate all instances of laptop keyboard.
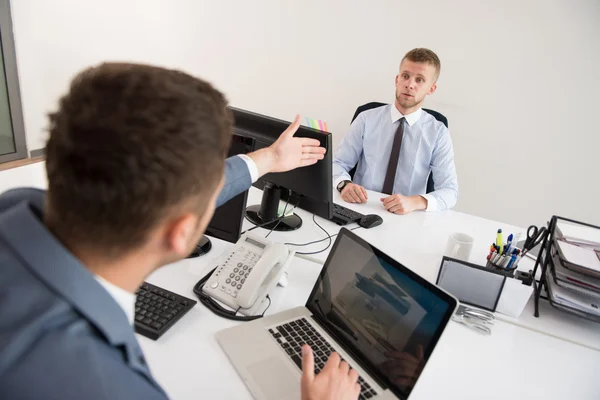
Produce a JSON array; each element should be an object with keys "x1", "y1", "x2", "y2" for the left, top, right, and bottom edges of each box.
[{"x1": 268, "y1": 317, "x2": 378, "y2": 399}]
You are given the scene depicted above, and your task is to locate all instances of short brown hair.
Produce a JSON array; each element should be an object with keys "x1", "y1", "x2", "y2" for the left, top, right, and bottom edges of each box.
[
  {"x1": 401, "y1": 48, "x2": 441, "y2": 80},
  {"x1": 45, "y1": 63, "x2": 232, "y2": 254}
]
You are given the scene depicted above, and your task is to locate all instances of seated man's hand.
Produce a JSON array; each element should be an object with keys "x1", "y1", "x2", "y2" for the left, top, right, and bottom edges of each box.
[
  {"x1": 341, "y1": 183, "x2": 368, "y2": 204},
  {"x1": 301, "y1": 345, "x2": 360, "y2": 400},
  {"x1": 248, "y1": 115, "x2": 326, "y2": 176},
  {"x1": 380, "y1": 194, "x2": 427, "y2": 214}
]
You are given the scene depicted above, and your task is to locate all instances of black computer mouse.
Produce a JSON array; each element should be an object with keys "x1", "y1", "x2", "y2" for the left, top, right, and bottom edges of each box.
[{"x1": 358, "y1": 214, "x2": 383, "y2": 229}]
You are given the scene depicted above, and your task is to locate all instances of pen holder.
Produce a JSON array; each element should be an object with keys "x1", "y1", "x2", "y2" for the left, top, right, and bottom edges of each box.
[{"x1": 486, "y1": 252, "x2": 523, "y2": 277}]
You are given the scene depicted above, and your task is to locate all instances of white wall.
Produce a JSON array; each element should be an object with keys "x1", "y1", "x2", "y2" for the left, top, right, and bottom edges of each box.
[{"x1": 9, "y1": 0, "x2": 600, "y2": 228}]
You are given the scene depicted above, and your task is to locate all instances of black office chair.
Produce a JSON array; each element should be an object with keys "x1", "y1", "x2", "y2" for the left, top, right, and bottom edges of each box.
[{"x1": 348, "y1": 102, "x2": 449, "y2": 194}]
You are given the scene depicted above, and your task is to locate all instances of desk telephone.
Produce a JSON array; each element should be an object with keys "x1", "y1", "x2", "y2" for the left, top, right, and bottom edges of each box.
[{"x1": 203, "y1": 234, "x2": 295, "y2": 316}]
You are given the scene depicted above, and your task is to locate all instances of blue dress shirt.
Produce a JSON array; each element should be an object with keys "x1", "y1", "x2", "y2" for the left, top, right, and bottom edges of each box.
[{"x1": 332, "y1": 104, "x2": 459, "y2": 211}]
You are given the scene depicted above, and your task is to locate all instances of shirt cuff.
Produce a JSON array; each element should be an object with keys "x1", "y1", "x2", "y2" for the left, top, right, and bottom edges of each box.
[
  {"x1": 422, "y1": 194, "x2": 438, "y2": 212},
  {"x1": 333, "y1": 175, "x2": 351, "y2": 191},
  {"x1": 237, "y1": 154, "x2": 259, "y2": 183}
]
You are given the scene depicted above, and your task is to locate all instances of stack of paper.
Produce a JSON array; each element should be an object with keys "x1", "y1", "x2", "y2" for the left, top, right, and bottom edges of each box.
[
  {"x1": 552, "y1": 252, "x2": 600, "y2": 297},
  {"x1": 547, "y1": 222, "x2": 600, "y2": 321},
  {"x1": 556, "y1": 221, "x2": 600, "y2": 249},
  {"x1": 556, "y1": 240, "x2": 600, "y2": 275},
  {"x1": 546, "y1": 269, "x2": 600, "y2": 317}
]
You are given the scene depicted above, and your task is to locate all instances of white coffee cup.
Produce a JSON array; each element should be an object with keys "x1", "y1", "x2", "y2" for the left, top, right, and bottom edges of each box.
[{"x1": 445, "y1": 232, "x2": 474, "y2": 261}]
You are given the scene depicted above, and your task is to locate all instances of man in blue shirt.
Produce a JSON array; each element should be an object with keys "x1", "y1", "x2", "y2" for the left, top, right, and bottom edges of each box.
[
  {"x1": 0, "y1": 63, "x2": 360, "y2": 400},
  {"x1": 333, "y1": 48, "x2": 459, "y2": 214}
]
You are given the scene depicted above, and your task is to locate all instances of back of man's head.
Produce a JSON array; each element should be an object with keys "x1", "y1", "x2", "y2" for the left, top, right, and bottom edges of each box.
[
  {"x1": 401, "y1": 48, "x2": 441, "y2": 80},
  {"x1": 45, "y1": 63, "x2": 232, "y2": 256}
]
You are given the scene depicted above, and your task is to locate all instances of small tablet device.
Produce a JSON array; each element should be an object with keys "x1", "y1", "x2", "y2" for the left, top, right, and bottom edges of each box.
[{"x1": 436, "y1": 256, "x2": 508, "y2": 312}]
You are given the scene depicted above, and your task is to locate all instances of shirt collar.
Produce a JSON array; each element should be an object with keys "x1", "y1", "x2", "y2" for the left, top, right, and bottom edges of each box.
[
  {"x1": 95, "y1": 275, "x2": 136, "y2": 325},
  {"x1": 390, "y1": 104, "x2": 423, "y2": 126}
]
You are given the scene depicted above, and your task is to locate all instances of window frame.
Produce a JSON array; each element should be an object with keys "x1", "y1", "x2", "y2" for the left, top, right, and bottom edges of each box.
[{"x1": 0, "y1": 0, "x2": 28, "y2": 163}]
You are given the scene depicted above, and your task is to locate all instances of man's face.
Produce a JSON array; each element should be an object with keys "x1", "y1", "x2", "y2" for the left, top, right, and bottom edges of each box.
[{"x1": 395, "y1": 60, "x2": 438, "y2": 110}]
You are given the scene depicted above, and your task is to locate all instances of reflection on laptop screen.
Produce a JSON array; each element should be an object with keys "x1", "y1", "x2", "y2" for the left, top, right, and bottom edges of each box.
[{"x1": 306, "y1": 230, "x2": 455, "y2": 398}]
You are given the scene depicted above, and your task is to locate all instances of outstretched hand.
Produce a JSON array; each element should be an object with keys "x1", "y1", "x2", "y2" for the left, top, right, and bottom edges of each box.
[
  {"x1": 248, "y1": 115, "x2": 326, "y2": 177},
  {"x1": 270, "y1": 115, "x2": 326, "y2": 172}
]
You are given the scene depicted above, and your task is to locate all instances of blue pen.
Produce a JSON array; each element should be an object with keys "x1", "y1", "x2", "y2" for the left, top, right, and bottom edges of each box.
[
  {"x1": 504, "y1": 233, "x2": 513, "y2": 255},
  {"x1": 506, "y1": 254, "x2": 517, "y2": 269}
]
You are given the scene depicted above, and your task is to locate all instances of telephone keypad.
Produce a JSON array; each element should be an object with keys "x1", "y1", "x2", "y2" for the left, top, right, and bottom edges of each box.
[{"x1": 214, "y1": 246, "x2": 262, "y2": 298}]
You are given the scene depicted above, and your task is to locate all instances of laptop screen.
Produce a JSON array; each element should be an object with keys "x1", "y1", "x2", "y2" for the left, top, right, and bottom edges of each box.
[{"x1": 306, "y1": 229, "x2": 457, "y2": 399}]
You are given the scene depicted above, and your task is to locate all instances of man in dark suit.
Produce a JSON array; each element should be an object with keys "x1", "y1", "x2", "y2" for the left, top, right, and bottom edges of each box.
[{"x1": 0, "y1": 63, "x2": 360, "y2": 400}]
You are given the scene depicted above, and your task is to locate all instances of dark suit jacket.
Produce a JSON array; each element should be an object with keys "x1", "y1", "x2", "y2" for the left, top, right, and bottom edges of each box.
[{"x1": 0, "y1": 156, "x2": 251, "y2": 399}]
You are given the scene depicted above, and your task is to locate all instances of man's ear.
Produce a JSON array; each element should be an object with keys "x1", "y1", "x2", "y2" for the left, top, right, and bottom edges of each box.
[
  {"x1": 428, "y1": 83, "x2": 437, "y2": 95},
  {"x1": 395, "y1": 74, "x2": 399, "y2": 86},
  {"x1": 165, "y1": 213, "x2": 198, "y2": 257}
]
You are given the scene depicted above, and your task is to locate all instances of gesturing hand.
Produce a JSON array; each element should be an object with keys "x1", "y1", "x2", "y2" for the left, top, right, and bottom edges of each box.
[{"x1": 270, "y1": 115, "x2": 326, "y2": 173}]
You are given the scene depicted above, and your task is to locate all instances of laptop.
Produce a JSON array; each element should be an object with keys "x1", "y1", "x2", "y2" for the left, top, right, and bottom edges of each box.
[{"x1": 216, "y1": 228, "x2": 458, "y2": 400}]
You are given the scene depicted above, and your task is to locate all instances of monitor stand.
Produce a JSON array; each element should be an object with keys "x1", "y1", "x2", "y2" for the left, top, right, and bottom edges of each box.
[
  {"x1": 186, "y1": 235, "x2": 212, "y2": 258},
  {"x1": 245, "y1": 181, "x2": 302, "y2": 232}
]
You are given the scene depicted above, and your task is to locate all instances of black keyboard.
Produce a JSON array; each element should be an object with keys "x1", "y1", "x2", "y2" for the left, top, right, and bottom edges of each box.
[
  {"x1": 268, "y1": 318, "x2": 378, "y2": 399},
  {"x1": 134, "y1": 282, "x2": 197, "y2": 340},
  {"x1": 332, "y1": 203, "x2": 365, "y2": 225}
]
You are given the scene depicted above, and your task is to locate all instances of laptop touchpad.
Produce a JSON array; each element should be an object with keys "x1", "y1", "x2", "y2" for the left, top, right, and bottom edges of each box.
[{"x1": 248, "y1": 356, "x2": 299, "y2": 400}]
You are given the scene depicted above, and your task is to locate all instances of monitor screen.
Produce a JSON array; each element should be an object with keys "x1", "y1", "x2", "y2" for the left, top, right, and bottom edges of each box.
[
  {"x1": 230, "y1": 107, "x2": 333, "y2": 220},
  {"x1": 306, "y1": 229, "x2": 457, "y2": 399},
  {"x1": 205, "y1": 135, "x2": 255, "y2": 243}
]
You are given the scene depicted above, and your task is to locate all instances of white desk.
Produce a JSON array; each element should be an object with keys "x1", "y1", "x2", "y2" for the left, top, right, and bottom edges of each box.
[
  {"x1": 243, "y1": 187, "x2": 600, "y2": 351},
  {"x1": 243, "y1": 187, "x2": 526, "y2": 273},
  {"x1": 139, "y1": 236, "x2": 600, "y2": 400},
  {"x1": 2, "y1": 162, "x2": 600, "y2": 398},
  {"x1": 0, "y1": 161, "x2": 47, "y2": 193}
]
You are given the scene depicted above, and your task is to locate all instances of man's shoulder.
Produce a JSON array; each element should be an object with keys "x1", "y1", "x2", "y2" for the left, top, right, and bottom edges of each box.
[
  {"x1": 419, "y1": 110, "x2": 449, "y2": 136},
  {"x1": 0, "y1": 245, "x2": 81, "y2": 376},
  {"x1": 0, "y1": 316, "x2": 165, "y2": 399},
  {"x1": 357, "y1": 104, "x2": 390, "y2": 122},
  {"x1": 0, "y1": 187, "x2": 45, "y2": 214},
  {"x1": 0, "y1": 264, "x2": 163, "y2": 398}
]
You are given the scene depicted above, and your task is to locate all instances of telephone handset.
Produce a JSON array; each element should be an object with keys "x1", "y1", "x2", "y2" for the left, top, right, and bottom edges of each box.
[{"x1": 203, "y1": 233, "x2": 295, "y2": 316}]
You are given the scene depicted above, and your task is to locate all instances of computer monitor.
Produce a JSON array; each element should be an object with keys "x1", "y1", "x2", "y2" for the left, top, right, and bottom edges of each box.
[
  {"x1": 205, "y1": 134, "x2": 256, "y2": 243},
  {"x1": 189, "y1": 135, "x2": 255, "y2": 257},
  {"x1": 230, "y1": 107, "x2": 332, "y2": 232}
]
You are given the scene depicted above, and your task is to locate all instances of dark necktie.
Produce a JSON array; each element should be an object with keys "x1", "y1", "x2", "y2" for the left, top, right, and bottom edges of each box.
[{"x1": 382, "y1": 117, "x2": 405, "y2": 195}]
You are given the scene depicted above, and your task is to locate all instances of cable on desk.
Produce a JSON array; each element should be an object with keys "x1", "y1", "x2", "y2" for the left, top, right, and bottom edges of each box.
[
  {"x1": 193, "y1": 268, "x2": 267, "y2": 322},
  {"x1": 261, "y1": 295, "x2": 272, "y2": 317},
  {"x1": 285, "y1": 222, "x2": 360, "y2": 248},
  {"x1": 293, "y1": 215, "x2": 360, "y2": 256},
  {"x1": 242, "y1": 217, "x2": 281, "y2": 235},
  {"x1": 241, "y1": 192, "x2": 298, "y2": 236},
  {"x1": 265, "y1": 189, "x2": 292, "y2": 238},
  {"x1": 296, "y1": 215, "x2": 331, "y2": 255}
]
